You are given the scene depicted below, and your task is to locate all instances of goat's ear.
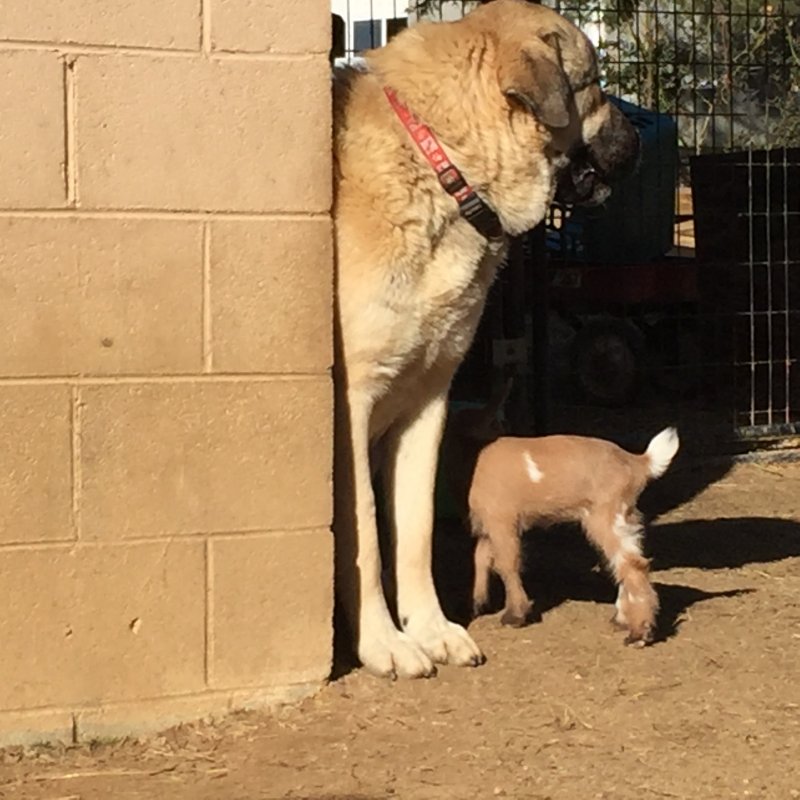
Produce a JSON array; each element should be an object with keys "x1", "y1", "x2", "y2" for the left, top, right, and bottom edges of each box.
[{"x1": 498, "y1": 32, "x2": 571, "y2": 129}]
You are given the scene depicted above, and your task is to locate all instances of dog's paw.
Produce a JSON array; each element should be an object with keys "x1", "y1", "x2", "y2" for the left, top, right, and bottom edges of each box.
[
  {"x1": 359, "y1": 613, "x2": 436, "y2": 679},
  {"x1": 404, "y1": 613, "x2": 485, "y2": 667}
]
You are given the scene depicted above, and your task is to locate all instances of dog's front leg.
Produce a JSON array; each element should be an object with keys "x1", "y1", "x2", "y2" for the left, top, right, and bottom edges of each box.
[
  {"x1": 384, "y1": 392, "x2": 485, "y2": 667},
  {"x1": 335, "y1": 388, "x2": 436, "y2": 679}
]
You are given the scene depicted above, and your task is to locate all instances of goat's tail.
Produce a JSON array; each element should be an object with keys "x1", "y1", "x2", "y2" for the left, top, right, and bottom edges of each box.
[{"x1": 644, "y1": 427, "x2": 680, "y2": 479}]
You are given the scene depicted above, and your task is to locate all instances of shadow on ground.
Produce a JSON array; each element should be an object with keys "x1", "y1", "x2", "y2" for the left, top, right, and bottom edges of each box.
[
  {"x1": 333, "y1": 454, "x2": 794, "y2": 675},
  {"x1": 638, "y1": 454, "x2": 736, "y2": 520},
  {"x1": 433, "y1": 514, "x2": 800, "y2": 646}
]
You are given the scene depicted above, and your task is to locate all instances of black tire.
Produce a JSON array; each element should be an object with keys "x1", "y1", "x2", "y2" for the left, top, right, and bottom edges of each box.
[
  {"x1": 645, "y1": 315, "x2": 702, "y2": 398},
  {"x1": 569, "y1": 317, "x2": 645, "y2": 407}
]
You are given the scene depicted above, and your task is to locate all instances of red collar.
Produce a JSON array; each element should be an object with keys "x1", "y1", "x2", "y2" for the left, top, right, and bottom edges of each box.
[{"x1": 384, "y1": 87, "x2": 505, "y2": 245}]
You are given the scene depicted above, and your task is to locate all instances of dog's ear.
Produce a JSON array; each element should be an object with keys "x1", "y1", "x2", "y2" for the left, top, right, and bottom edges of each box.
[{"x1": 498, "y1": 32, "x2": 571, "y2": 129}]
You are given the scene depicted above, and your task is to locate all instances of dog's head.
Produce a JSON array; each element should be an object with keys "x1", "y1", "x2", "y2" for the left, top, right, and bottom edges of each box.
[
  {"x1": 364, "y1": 0, "x2": 639, "y2": 231},
  {"x1": 479, "y1": 0, "x2": 640, "y2": 207}
]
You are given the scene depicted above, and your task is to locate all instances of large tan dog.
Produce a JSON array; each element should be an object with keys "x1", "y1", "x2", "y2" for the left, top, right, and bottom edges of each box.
[{"x1": 333, "y1": 0, "x2": 639, "y2": 678}]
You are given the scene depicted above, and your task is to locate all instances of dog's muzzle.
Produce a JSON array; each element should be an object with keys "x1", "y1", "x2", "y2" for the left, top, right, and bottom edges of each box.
[
  {"x1": 555, "y1": 154, "x2": 610, "y2": 206},
  {"x1": 555, "y1": 105, "x2": 640, "y2": 207}
]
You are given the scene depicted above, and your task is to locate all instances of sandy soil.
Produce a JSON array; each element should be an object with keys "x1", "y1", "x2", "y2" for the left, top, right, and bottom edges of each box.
[{"x1": 2, "y1": 457, "x2": 800, "y2": 800}]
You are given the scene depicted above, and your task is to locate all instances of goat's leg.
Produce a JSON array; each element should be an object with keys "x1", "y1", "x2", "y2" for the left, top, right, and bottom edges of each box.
[
  {"x1": 472, "y1": 535, "x2": 494, "y2": 617},
  {"x1": 485, "y1": 519, "x2": 532, "y2": 627},
  {"x1": 583, "y1": 505, "x2": 658, "y2": 646}
]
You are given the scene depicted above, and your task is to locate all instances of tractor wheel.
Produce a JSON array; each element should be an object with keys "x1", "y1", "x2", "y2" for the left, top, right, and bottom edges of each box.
[{"x1": 569, "y1": 317, "x2": 644, "y2": 407}]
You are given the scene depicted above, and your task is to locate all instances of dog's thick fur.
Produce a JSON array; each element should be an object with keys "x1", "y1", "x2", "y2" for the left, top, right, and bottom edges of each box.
[{"x1": 332, "y1": 0, "x2": 639, "y2": 678}]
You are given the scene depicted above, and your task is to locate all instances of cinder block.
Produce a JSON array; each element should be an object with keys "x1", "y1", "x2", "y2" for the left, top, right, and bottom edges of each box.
[
  {"x1": 0, "y1": 385, "x2": 73, "y2": 545},
  {"x1": 210, "y1": 219, "x2": 333, "y2": 373},
  {"x1": 75, "y1": 693, "x2": 232, "y2": 741},
  {"x1": 210, "y1": 529, "x2": 333, "y2": 688},
  {"x1": 0, "y1": 541, "x2": 206, "y2": 710},
  {"x1": 0, "y1": 709, "x2": 74, "y2": 747},
  {"x1": 79, "y1": 380, "x2": 333, "y2": 538},
  {"x1": 73, "y1": 682, "x2": 321, "y2": 743},
  {"x1": 0, "y1": 218, "x2": 203, "y2": 376},
  {"x1": 228, "y1": 681, "x2": 322, "y2": 711},
  {"x1": 0, "y1": 0, "x2": 200, "y2": 49},
  {"x1": 0, "y1": 51, "x2": 65, "y2": 208},
  {"x1": 77, "y1": 55, "x2": 332, "y2": 213},
  {"x1": 211, "y1": 0, "x2": 331, "y2": 54}
]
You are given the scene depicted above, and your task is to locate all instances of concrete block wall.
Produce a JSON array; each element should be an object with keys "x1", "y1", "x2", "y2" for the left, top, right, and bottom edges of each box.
[{"x1": 0, "y1": 0, "x2": 334, "y2": 746}]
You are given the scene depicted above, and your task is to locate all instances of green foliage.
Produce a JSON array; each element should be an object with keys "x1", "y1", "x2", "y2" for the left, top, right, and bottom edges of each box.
[
  {"x1": 568, "y1": 0, "x2": 800, "y2": 150},
  {"x1": 410, "y1": 0, "x2": 481, "y2": 16},
  {"x1": 410, "y1": 0, "x2": 800, "y2": 149}
]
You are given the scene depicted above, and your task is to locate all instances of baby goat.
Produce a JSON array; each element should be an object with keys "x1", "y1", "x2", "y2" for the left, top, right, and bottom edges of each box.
[{"x1": 451, "y1": 386, "x2": 679, "y2": 646}]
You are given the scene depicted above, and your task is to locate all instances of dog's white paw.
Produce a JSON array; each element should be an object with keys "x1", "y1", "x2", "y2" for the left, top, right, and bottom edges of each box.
[
  {"x1": 403, "y1": 612, "x2": 485, "y2": 667},
  {"x1": 359, "y1": 610, "x2": 436, "y2": 679}
]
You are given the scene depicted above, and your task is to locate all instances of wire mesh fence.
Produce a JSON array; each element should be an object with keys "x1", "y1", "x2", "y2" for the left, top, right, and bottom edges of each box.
[
  {"x1": 541, "y1": 0, "x2": 800, "y2": 452},
  {"x1": 331, "y1": 0, "x2": 800, "y2": 454}
]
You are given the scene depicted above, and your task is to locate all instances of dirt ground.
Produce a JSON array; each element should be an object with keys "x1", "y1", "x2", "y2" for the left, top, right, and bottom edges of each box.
[{"x1": 2, "y1": 456, "x2": 800, "y2": 800}]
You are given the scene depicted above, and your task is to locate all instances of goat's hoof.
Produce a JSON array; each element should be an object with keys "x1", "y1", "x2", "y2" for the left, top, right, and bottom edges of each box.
[
  {"x1": 500, "y1": 606, "x2": 534, "y2": 628},
  {"x1": 624, "y1": 625, "x2": 655, "y2": 648}
]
